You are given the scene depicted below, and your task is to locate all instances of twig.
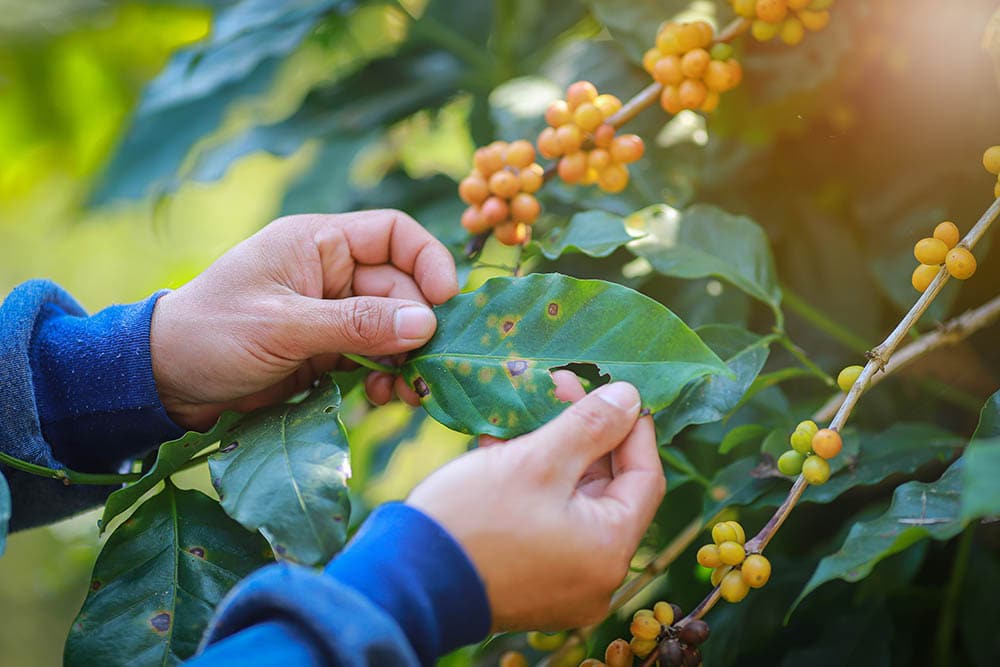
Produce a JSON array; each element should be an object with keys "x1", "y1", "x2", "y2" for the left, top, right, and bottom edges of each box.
[
  {"x1": 0, "y1": 451, "x2": 142, "y2": 486},
  {"x1": 342, "y1": 353, "x2": 400, "y2": 375}
]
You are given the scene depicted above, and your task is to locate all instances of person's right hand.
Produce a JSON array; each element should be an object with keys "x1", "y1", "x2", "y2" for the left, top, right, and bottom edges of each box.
[{"x1": 406, "y1": 375, "x2": 666, "y2": 631}]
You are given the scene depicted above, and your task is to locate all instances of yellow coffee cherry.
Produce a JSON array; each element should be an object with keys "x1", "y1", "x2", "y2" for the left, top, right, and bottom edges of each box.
[
  {"x1": 499, "y1": 651, "x2": 529, "y2": 667},
  {"x1": 983, "y1": 146, "x2": 1000, "y2": 175},
  {"x1": 913, "y1": 237, "x2": 949, "y2": 265},
  {"x1": 711, "y1": 522, "x2": 739, "y2": 545},
  {"x1": 629, "y1": 637, "x2": 657, "y2": 659},
  {"x1": 802, "y1": 455, "x2": 831, "y2": 485},
  {"x1": 911, "y1": 264, "x2": 939, "y2": 293},
  {"x1": 527, "y1": 631, "x2": 566, "y2": 652},
  {"x1": 933, "y1": 221, "x2": 961, "y2": 249},
  {"x1": 696, "y1": 544, "x2": 722, "y2": 568},
  {"x1": 718, "y1": 541, "x2": 746, "y2": 566},
  {"x1": 653, "y1": 601, "x2": 675, "y2": 626},
  {"x1": 945, "y1": 247, "x2": 977, "y2": 280},
  {"x1": 741, "y1": 554, "x2": 772, "y2": 588},
  {"x1": 711, "y1": 564, "x2": 733, "y2": 587},
  {"x1": 837, "y1": 365, "x2": 863, "y2": 392},
  {"x1": 630, "y1": 613, "x2": 662, "y2": 641},
  {"x1": 725, "y1": 520, "x2": 746, "y2": 544},
  {"x1": 720, "y1": 568, "x2": 751, "y2": 602}
]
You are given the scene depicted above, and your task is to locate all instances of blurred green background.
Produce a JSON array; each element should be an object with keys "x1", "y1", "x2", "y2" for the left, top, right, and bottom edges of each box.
[{"x1": 3, "y1": 0, "x2": 1000, "y2": 665}]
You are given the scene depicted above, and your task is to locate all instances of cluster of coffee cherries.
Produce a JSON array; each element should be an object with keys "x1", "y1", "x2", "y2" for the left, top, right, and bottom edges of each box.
[
  {"x1": 910, "y1": 221, "x2": 976, "y2": 293},
  {"x1": 731, "y1": 0, "x2": 833, "y2": 46},
  {"x1": 537, "y1": 82, "x2": 645, "y2": 193},
  {"x1": 642, "y1": 21, "x2": 743, "y2": 115},
  {"x1": 984, "y1": 145, "x2": 1000, "y2": 198},
  {"x1": 696, "y1": 521, "x2": 771, "y2": 604},
  {"x1": 776, "y1": 420, "x2": 840, "y2": 485},
  {"x1": 627, "y1": 601, "x2": 708, "y2": 666},
  {"x1": 459, "y1": 140, "x2": 545, "y2": 246}
]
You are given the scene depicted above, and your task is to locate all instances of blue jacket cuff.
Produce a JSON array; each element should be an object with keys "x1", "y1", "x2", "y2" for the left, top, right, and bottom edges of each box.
[
  {"x1": 29, "y1": 284, "x2": 184, "y2": 470},
  {"x1": 325, "y1": 502, "x2": 492, "y2": 665}
]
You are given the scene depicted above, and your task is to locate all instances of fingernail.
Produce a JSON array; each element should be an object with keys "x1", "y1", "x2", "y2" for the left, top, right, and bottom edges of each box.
[
  {"x1": 596, "y1": 382, "x2": 640, "y2": 411},
  {"x1": 395, "y1": 305, "x2": 436, "y2": 342}
]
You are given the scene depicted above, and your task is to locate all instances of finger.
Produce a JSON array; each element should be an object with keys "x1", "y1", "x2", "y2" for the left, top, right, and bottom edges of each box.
[
  {"x1": 523, "y1": 382, "x2": 641, "y2": 482},
  {"x1": 288, "y1": 295, "x2": 437, "y2": 357},
  {"x1": 331, "y1": 210, "x2": 459, "y2": 304},
  {"x1": 478, "y1": 435, "x2": 505, "y2": 448},
  {"x1": 577, "y1": 454, "x2": 613, "y2": 498},
  {"x1": 393, "y1": 374, "x2": 421, "y2": 406},
  {"x1": 601, "y1": 416, "x2": 666, "y2": 542},
  {"x1": 353, "y1": 264, "x2": 430, "y2": 305},
  {"x1": 551, "y1": 369, "x2": 586, "y2": 403},
  {"x1": 365, "y1": 372, "x2": 395, "y2": 405}
]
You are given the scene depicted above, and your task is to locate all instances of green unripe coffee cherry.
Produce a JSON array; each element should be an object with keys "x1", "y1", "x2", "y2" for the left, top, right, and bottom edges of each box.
[
  {"x1": 777, "y1": 449, "x2": 805, "y2": 476},
  {"x1": 837, "y1": 365, "x2": 863, "y2": 393},
  {"x1": 710, "y1": 42, "x2": 734, "y2": 60},
  {"x1": 802, "y1": 455, "x2": 831, "y2": 485},
  {"x1": 527, "y1": 631, "x2": 566, "y2": 652}
]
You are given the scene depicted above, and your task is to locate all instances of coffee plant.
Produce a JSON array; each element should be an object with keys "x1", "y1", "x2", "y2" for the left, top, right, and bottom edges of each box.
[{"x1": 2, "y1": 0, "x2": 1000, "y2": 665}]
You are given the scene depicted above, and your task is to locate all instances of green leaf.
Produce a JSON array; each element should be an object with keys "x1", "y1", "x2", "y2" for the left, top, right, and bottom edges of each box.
[
  {"x1": 628, "y1": 204, "x2": 783, "y2": 321},
  {"x1": 0, "y1": 470, "x2": 9, "y2": 556},
  {"x1": 654, "y1": 326, "x2": 772, "y2": 444},
  {"x1": 702, "y1": 456, "x2": 780, "y2": 520},
  {"x1": 793, "y1": 458, "x2": 967, "y2": 611},
  {"x1": 100, "y1": 412, "x2": 245, "y2": 533},
  {"x1": 208, "y1": 381, "x2": 351, "y2": 566},
  {"x1": 719, "y1": 423, "x2": 769, "y2": 455},
  {"x1": 65, "y1": 484, "x2": 271, "y2": 667},
  {"x1": 533, "y1": 210, "x2": 639, "y2": 260},
  {"x1": 402, "y1": 273, "x2": 729, "y2": 438},
  {"x1": 582, "y1": 0, "x2": 692, "y2": 62},
  {"x1": 961, "y1": 390, "x2": 1000, "y2": 521}
]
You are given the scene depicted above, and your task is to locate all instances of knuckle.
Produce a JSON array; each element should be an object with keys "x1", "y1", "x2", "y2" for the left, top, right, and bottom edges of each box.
[
  {"x1": 572, "y1": 403, "x2": 612, "y2": 440},
  {"x1": 342, "y1": 300, "x2": 390, "y2": 346}
]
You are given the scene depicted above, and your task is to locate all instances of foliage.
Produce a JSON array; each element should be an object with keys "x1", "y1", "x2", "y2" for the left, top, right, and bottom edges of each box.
[{"x1": 1, "y1": 0, "x2": 999, "y2": 666}]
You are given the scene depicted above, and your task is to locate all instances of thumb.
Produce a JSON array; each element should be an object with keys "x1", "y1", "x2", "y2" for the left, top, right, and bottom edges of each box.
[
  {"x1": 522, "y1": 382, "x2": 641, "y2": 483},
  {"x1": 291, "y1": 295, "x2": 438, "y2": 357}
]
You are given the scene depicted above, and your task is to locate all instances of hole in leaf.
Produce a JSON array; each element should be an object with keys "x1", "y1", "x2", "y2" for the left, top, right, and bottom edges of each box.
[{"x1": 550, "y1": 363, "x2": 609, "y2": 392}]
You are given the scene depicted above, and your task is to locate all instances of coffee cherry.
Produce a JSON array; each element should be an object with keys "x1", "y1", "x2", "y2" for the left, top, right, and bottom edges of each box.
[
  {"x1": 661, "y1": 85, "x2": 684, "y2": 114},
  {"x1": 756, "y1": 0, "x2": 789, "y2": 23},
  {"x1": 790, "y1": 428, "x2": 813, "y2": 455},
  {"x1": 527, "y1": 631, "x2": 566, "y2": 651},
  {"x1": 537, "y1": 127, "x2": 561, "y2": 159},
  {"x1": 741, "y1": 554, "x2": 772, "y2": 588},
  {"x1": 802, "y1": 455, "x2": 831, "y2": 485},
  {"x1": 711, "y1": 42, "x2": 734, "y2": 60},
  {"x1": 474, "y1": 146, "x2": 505, "y2": 176},
  {"x1": 780, "y1": 17, "x2": 805, "y2": 45},
  {"x1": 812, "y1": 428, "x2": 842, "y2": 459},
  {"x1": 777, "y1": 449, "x2": 805, "y2": 476},
  {"x1": 629, "y1": 637, "x2": 657, "y2": 659},
  {"x1": 566, "y1": 81, "x2": 599, "y2": 110},
  {"x1": 574, "y1": 103, "x2": 604, "y2": 133},
  {"x1": 556, "y1": 124, "x2": 584, "y2": 154},
  {"x1": 788, "y1": 0, "x2": 811, "y2": 9},
  {"x1": 519, "y1": 164, "x2": 544, "y2": 193},
  {"x1": 678, "y1": 619, "x2": 710, "y2": 645},
  {"x1": 752, "y1": 19, "x2": 781, "y2": 41},
  {"x1": 733, "y1": 0, "x2": 757, "y2": 16},
  {"x1": 679, "y1": 79, "x2": 708, "y2": 110},
  {"x1": 459, "y1": 176, "x2": 490, "y2": 206},
  {"x1": 984, "y1": 146, "x2": 1000, "y2": 175},
  {"x1": 712, "y1": 522, "x2": 739, "y2": 545},
  {"x1": 643, "y1": 48, "x2": 661, "y2": 74},
  {"x1": 911, "y1": 264, "x2": 939, "y2": 292},
  {"x1": 461, "y1": 206, "x2": 490, "y2": 234},
  {"x1": 594, "y1": 94, "x2": 623, "y2": 119},
  {"x1": 510, "y1": 193, "x2": 541, "y2": 224},
  {"x1": 550, "y1": 645, "x2": 586, "y2": 667},
  {"x1": 933, "y1": 221, "x2": 961, "y2": 249},
  {"x1": 633, "y1": 608, "x2": 654, "y2": 620},
  {"x1": 946, "y1": 247, "x2": 977, "y2": 280},
  {"x1": 593, "y1": 124, "x2": 616, "y2": 149},
  {"x1": 598, "y1": 164, "x2": 630, "y2": 193},
  {"x1": 796, "y1": 420, "x2": 819, "y2": 439},
  {"x1": 505, "y1": 140, "x2": 536, "y2": 169},
  {"x1": 545, "y1": 100, "x2": 572, "y2": 128},
  {"x1": 653, "y1": 600, "x2": 675, "y2": 626},
  {"x1": 697, "y1": 544, "x2": 723, "y2": 568},
  {"x1": 658, "y1": 639, "x2": 685, "y2": 667},
  {"x1": 726, "y1": 520, "x2": 746, "y2": 544},
  {"x1": 579, "y1": 660, "x2": 607, "y2": 667},
  {"x1": 499, "y1": 651, "x2": 529, "y2": 667},
  {"x1": 837, "y1": 365, "x2": 863, "y2": 393},
  {"x1": 654, "y1": 55, "x2": 685, "y2": 86},
  {"x1": 630, "y1": 613, "x2": 662, "y2": 640},
  {"x1": 489, "y1": 170, "x2": 521, "y2": 199},
  {"x1": 710, "y1": 564, "x2": 733, "y2": 587},
  {"x1": 681, "y1": 48, "x2": 711, "y2": 78},
  {"x1": 494, "y1": 221, "x2": 530, "y2": 246},
  {"x1": 718, "y1": 540, "x2": 746, "y2": 566},
  {"x1": 681, "y1": 645, "x2": 702, "y2": 667},
  {"x1": 798, "y1": 9, "x2": 831, "y2": 31},
  {"x1": 700, "y1": 91, "x2": 721, "y2": 113},
  {"x1": 914, "y1": 237, "x2": 949, "y2": 265},
  {"x1": 605, "y1": 638, "x2": 633, "y2": 667},
  {"x1": 558, "y1": 152, "x2": 587, "y2": 184},
  {"x1": 481, "y1": 196, "x2": 510, "y2": 226},
  {"x1": 720, "y1": 568, "x2": 751, "y2": 602},
  {"x1": 610, "y1": 135, "x2": 645, "y2": 164},
  {"x1": 703, "y1": 60, "x2": 738, "y2": 92}
]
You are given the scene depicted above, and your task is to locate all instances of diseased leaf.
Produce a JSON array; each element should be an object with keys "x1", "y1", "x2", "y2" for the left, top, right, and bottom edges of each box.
[
  {"x1": 628, "y1": 204, "x2": 783, "y2": 321},
  {"x1": 793, "y1": 458, "x2": 966, "y2": 611},
  {"x1": 65, "y1": 484, "x2": 271, "y2": 667},
  {"x1": 101, "y1": 412, "x2": 244, "y2": 533},
  {"x1": 654, "y1": 326, "x2": 771, "y2": 444},
  {"x1": 209, "y1": 381, "x2": 351, "y2": 566},
  {"x1": 0, "y1": 470, "x2": 9, "y2": 555},
  {"x1": 402, "y1": 273, "x2": 730, "y2": 438},
  {"x1": 534, "y1": 211, "x2": 639, "y2": 260}
]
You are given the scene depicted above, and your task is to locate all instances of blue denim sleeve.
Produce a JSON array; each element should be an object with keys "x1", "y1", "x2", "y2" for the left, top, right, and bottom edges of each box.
[
  {"x1": 192, "y1": 503, "x2": 492, "y2": 667},
  {"x1": 0, "y1": 279, "x2": 183, "y2": 530}
]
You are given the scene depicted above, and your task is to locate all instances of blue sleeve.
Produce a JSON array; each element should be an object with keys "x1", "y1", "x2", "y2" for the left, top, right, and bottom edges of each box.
[
  {"x1": 0, "y1": 279, "x2": 183, "y2": 530},
  {"x1": 192, "y1": 503, "x2": 492, "y2": 667}
]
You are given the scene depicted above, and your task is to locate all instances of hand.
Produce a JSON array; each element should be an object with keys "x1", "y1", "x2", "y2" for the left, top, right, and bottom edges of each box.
[
  {"x1": 150, "y1": 210, "x2": 458, "y2": 431},
  {"x1": 406, "y1": 374, "x2": 666, "y2": 631}
]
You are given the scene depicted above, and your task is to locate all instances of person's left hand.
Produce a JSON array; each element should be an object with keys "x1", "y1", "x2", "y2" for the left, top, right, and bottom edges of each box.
[{"x1": 150, "y1": 210, "x2": 458, "y2": 431}]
